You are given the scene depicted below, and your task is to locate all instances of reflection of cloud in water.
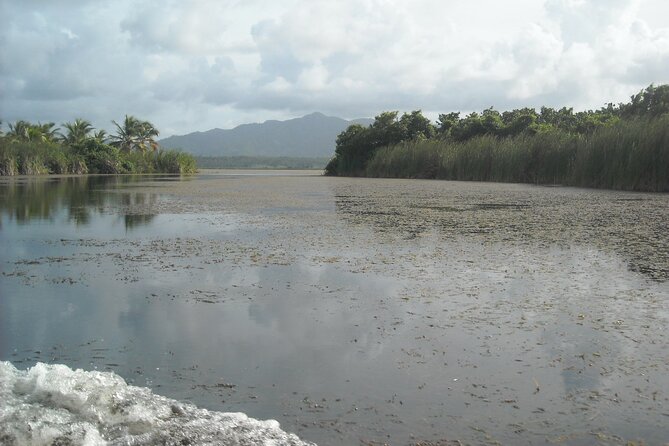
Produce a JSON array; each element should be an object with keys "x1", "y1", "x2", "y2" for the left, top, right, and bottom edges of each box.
[
  {"x1": 542, "y1": 320, "x2": 607, "y2": 392},
  {"x1": 244, "y1": 263, "x2": 399, "y2": 362}
]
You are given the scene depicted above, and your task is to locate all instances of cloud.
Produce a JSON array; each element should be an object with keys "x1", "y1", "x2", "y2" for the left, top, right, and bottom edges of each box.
[
  {"x1": 1, "y1": 0, "x2": 668, "y2": 135},
  {"x1": 121, "y1": 0, "x2": 257, "y2": 55},
  {"x1": 545, "y1": 0, "x2": 640, "y2": 43}
]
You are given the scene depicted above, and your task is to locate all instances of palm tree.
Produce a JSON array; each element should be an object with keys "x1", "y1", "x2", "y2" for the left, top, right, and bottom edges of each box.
[
  {"x1": 6, "y1": 120, "x2": 59, "y2": 142},
  {"x1": 110, "y1": 115, "x2": 159, "y2": 152},
  {"x1": 38, "y1": 122, "x2": 59, "y2": 142},
  {"x1": 92, "y1": 129, "x2": 107, "y2": 143},
  {"x1": 110, "y1": 115, "x2": 141, "y2": 152},
  {"x1": 136, "y1": 120, "x2": 159, "y2": 152},
  {"x1": 61, "y1": 118, "x2": 94, "y2": 145},
  {"x1": 7, "y1": 120, "x2": 32, "y2": 141}
]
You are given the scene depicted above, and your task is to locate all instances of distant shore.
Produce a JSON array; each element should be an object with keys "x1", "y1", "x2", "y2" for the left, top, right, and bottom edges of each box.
[{"x1": 194, "y1": 155, "x2": 328, "y2": 170}]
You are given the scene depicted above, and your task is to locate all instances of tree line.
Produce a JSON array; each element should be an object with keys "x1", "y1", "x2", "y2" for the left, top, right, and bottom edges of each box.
[
  {"x1": 325, "y1": 84, "x2": 669, "y2": 192},
  {"x1": 0, "y1": 115, "x2": 196, "y2": 175}
]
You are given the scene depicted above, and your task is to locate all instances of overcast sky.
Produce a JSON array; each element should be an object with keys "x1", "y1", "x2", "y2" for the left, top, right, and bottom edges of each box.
[{"x1": 1, "y1": 0, "x2": 668, "y2": 137}]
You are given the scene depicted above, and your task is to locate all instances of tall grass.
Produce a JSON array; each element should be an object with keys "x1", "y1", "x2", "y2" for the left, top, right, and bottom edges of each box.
[
  {"x1": 570, "y1": 117, "x2": 669, "y2": 191},
  {"x1": 0, "y1": 138, "x2": 197, "y2": 176},
  {"x1": 122, "y1": 150, "x2": 197, "y2": 174},
  {"x1": 154, "y1": 150, "x2": 197, "y2": 174},
  {"x1": 365, "y1": 116, "x2": 668, "y2": 192},
  {"x1": 0, "y1": 140, "x2": 87, "y2": 175}
]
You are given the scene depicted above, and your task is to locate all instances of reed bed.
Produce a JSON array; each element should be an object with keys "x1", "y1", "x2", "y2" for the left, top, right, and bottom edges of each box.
[{"x1": 366, "y1": 116, "x2": 668, "y2": 192}]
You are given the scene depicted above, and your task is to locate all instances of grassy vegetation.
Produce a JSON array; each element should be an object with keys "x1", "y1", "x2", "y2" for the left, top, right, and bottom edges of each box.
[
  {"x1": 327, "y1": 84, "x2": 669, "y2": 192},
  {"x1": 366, "y1": 117, "x2": 668, "y2": 191},
  {"x1": 570, "y1": 117, "x2": 669, "y2": 191},
  {"x1": 0, "y1": 140, "x2": 83, "y2": 176},
  {"x1": 0, "y1": 138, "x2": 196, "y2": 175},
  {"x1": 0, "y1": 116, "x2": 197, "y2": 176}
]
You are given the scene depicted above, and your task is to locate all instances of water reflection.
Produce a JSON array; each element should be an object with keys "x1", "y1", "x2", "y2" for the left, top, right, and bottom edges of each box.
[{"x1": 0, "y1": 176, "x2": 159, "y2": 230}]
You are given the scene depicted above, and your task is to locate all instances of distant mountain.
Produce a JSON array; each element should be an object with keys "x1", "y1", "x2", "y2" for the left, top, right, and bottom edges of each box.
[{"x1": 159, "y1": 112, "x2": 373, "y2": 157}]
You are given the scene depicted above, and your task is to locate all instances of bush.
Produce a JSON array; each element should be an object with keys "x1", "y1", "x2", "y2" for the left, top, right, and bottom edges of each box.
[
  {"x1": 154, "y1": 150, "x2": 197, "y2": 174},
  {"x1": 72, "y1": 139, "x2": 124, "y2": 174}
]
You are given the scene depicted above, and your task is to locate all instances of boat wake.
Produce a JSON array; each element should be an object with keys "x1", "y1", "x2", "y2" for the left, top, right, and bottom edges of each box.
[{"x1": 0, "y1": 361, "x2": 314, "y2": 445}]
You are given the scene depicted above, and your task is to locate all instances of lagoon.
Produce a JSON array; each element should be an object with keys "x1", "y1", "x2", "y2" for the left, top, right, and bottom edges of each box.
[{"x1": 1, "y1": 171, "x2": 668, "y2": 445}]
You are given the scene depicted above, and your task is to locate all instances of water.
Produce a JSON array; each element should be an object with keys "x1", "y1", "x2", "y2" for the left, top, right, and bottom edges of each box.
[{"x1": 1, "y1": 172, "x2": 668, "y2": 445}]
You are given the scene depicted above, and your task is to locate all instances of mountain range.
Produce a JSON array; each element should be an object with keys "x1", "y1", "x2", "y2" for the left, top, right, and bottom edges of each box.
[{"x1": 159, "y1": 112, "x2": 372, "y2": 157}]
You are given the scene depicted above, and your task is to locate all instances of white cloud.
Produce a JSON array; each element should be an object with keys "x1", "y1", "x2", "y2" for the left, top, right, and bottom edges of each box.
[
  {"x1": 297, "y1": 64, "x2": 329, "y2": 92},
  {"x1": 0, "y1": 0, "x2": 668, "y2": 135},
  {"x1": 122, "y1": 1, "x2": 255, "y2": 55}
]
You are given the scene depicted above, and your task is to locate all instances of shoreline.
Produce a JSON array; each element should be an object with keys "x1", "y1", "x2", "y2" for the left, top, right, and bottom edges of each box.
[{"x1": 3, "y1": 169, "x2": 667, "y2": 193}]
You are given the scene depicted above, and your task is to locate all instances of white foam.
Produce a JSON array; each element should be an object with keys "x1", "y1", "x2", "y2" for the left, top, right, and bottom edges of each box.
[{"x1": 0, "y1": 361, "x2": 314, "y2": 446}]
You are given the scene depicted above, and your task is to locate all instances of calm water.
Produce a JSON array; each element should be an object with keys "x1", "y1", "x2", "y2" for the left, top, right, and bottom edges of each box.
[{"x1": 1, "y1": 172, "x2": 668, "y2": 445}]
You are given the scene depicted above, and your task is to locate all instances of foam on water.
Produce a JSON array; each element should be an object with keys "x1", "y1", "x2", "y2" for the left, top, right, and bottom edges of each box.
[{"x1": 0, "y1": 362, "x2": 314, "y2": 446}]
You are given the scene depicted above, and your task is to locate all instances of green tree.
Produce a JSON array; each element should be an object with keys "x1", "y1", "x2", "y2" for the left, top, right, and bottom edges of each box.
[
  {"x1": 92, "y1": 129, "x2": 108, "y2": 143},
  {"x1": 400, "y1": 110, "x2": 435, "y2": 140},
  {"x1": 326, "y1": 123, "x2": 369, "y2": 175},
  {"x1": 7, "y1": 121, "x2": 59, "y2": 142},
  {"x1": 480, "y1": 108, "x2": 503, "y2": 135},
  {"x1": 369, "y1": 111, "x2": 405, "y2": 148},
  {"x1": 110, "y1": 115, "x2": 141, "y2": 152},
  {"x1": 7, "y1": 120, "x2": 31, "y2": 140},
  {"x1": 502, "y1": 108, "x2": 538, "y2": 136},
  {"x1": 436, "y1": 112, "x2": 460, "y2": 137},
  {"x1": 135, "y1": 120, "x2": 160, "y2": 152},
  {"x1": 36, "y1": 122, "x2": 59, "y2": 142},
  {"x1": 619, "y1": 84, "x2": 669, "y2": 118},
  {"x1": 451, "y1": 112, "x2": 486, "y2": 141},
  {"x1": 574, "y1": 110, "x2": 618, "y2": 134},
  {"x1": 326, "y1": 111, "x2": 438, "y2": 175},
  {"x1": 61, "y1": 118, "x2": 94, "y2": 145},
  {"x1": 110, "y1": 115, "x2": 159, "y2": 152}
]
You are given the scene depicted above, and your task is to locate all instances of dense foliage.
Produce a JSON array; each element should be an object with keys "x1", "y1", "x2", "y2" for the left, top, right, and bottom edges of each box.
[
  {"x1": 0, "y1": 116, "x2": 196, "y2": 175},
  {"x1": 325, "y1": 84, "x2": 669, "y2": 192}
]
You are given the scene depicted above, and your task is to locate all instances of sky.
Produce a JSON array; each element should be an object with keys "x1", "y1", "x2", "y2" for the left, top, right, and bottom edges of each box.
[{"x1": 1, "y1": 0, "x2": 668, "y2": 137}]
